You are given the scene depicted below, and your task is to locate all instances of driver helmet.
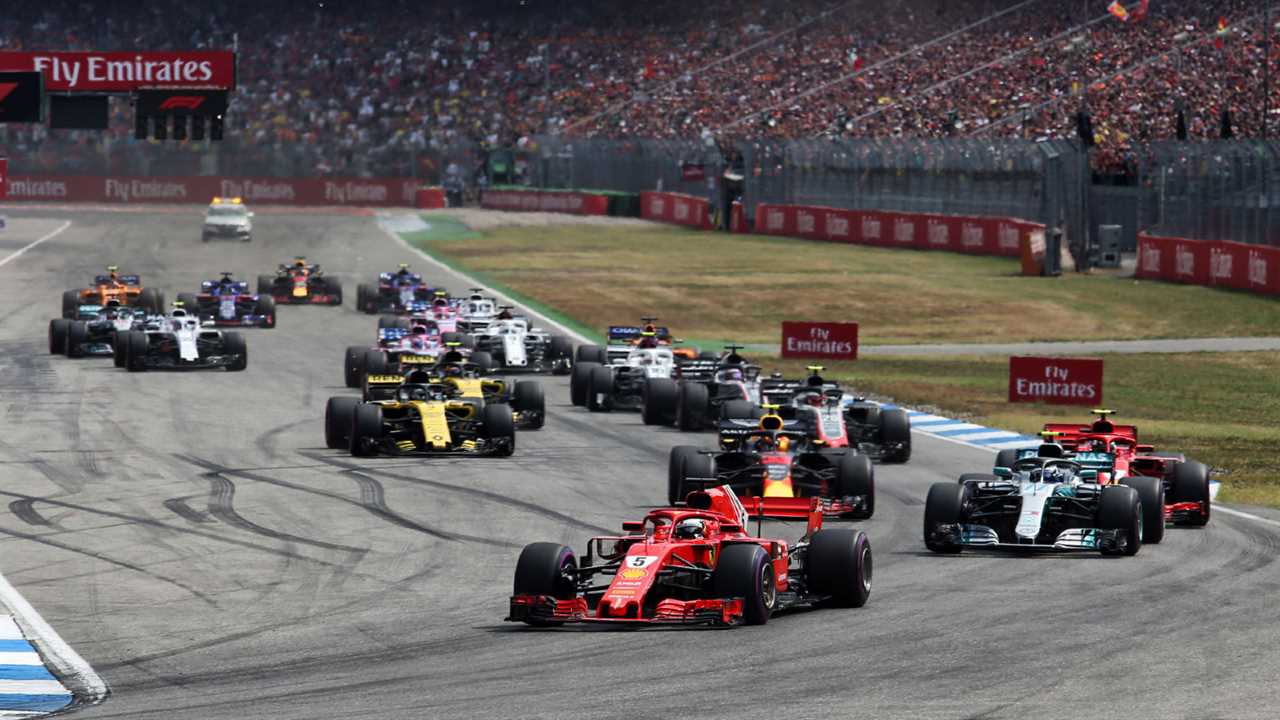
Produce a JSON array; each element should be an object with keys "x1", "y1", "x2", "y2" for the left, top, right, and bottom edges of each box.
[
  {"x1": 1043, "y1": 465, "x2": 1072, "y2": 484},
  {"x1": 106, "y1": 265, "x2": 120, "y2": 282},
  {"x1": 719, "y1": 367, "x2": 743, "y2": 382},
  {"x1": 637, "y1": 331, "x2": 659, "y2": 348},
  {"x1": 404, "y1": 369, "x2": 432, "y2": 384},
  {"x1": 433, "y1": 298, "x2": 449, "y2": 308},
  {"x1": 754, "y1": 435, "x2": 775, "y2": 452},
  {"x1": 497, "y1": 308, "x2": 513, "y2": 320},
  {"x1": 639, "y1": 353, "x2": 654, "y2": 365},
  {"x1": 673, "y1": 518, "x2": 707, "y2": 540},
  {"x1": 104, "y1": 298, "x2": 122, "y2": 308},
  {"x1": 411, "y1": 324, "x2": 428, "y2": 335},
  {"x1": 401, "y1": 385, "x2": 431, "y2": 401},
  {"x1": 443, "y1": 363, "x2": 465, "y2": 377},
  {"x1": 396, "y1": 263, "x2": 411, "y2": 275},
  {"x1": 776, "y1": 436, "x2": 791, "y2": 452},
  {"x1": 294, "y1": 258, "x2": 307, "y2": 268},
  {"x1": 801, "y1": 391, "x2": 823, "y2": 408}
]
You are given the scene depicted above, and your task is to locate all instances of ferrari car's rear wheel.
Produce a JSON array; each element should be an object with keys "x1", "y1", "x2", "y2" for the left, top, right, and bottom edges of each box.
[
  {"x1": 1097, "y1": 485, "x2": 1142, "y2": 557},
  {"x1": 223, "y1": 332, "x2": 248, "y2": 371},
  {"x1": 642, "y1": 378, "x2": 677, "y2": 426},
  {"x1": 713, "y1": 544, "x2": 775, "y2": 625},
  {"x1": 513, "y1": 381, "x2": 545, "y2": 429},
  {"x1": 837, "y1": 453, "x2": 875, "y2": 519},
  {"x1": 1171, "y1": 460, "x2": 1211, "y2": 526},
  {"x1": 569, "y1": 361, "x2": 598, "y2": 407},
  {"x1": 65, "y1": 321, "x2": 88, "y2": 358},
  {"x1": 325, "y1": 397, "x2": 359, "y2": 450},
  {"x1": 924, "y1": 482, "x2": 969, "y2": 553},
  {"x1": 1120, "y1": 475, "x2": 1165, "y2": 544},
  {"x1": 676, "y1": 382, "x2": 709, "y2": 432},
  {"x1": 807, "y1": 528, "x2": 872, "y2": 608},
  {"x1": 586, "y1": 365, "x2": 613, "y2": 412},
  {"x1": 350, "y1": 404, "x2": 383, "y2": 457},
  {"x1": 61, "y1": 290, "x2": 80, "y2": 319},
  {"x1": 344, "y1": 346, "x2": 367, "y2": 388},
  {"x1": 49, "y1": 319, "x2": 70, "y2": 355},
  {"x1": 666, "y1": 445, "x2": 700, "y2": 505},
  {"x1": 878, "y1": 408, "x2": 912, "y2": 463},
  {"x1": 125, "y1": 331, "x2": 149, "y2": 372},
  {"x1": 513, "y1": 542, "x2": 577, "y2": 626},
  {"x1": 482, "y1": 403, "x2": 516, "y2": 456},
  {"x1": 255, "y1": 295, "x2": 276, "y2": 328}
]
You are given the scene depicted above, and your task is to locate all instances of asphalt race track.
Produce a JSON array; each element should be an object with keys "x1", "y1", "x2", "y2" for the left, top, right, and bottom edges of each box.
[{"x1": 0, "y1": 208, "x2": 1277, "y2": 720}]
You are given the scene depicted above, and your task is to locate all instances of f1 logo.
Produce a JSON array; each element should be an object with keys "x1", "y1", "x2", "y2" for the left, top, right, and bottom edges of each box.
[
  {"x1": 0, "y1": 83, "x2": 17, "y2": 104},
  {"x1": 158, "y1": 96, "x2": 205, "y2": 111}
]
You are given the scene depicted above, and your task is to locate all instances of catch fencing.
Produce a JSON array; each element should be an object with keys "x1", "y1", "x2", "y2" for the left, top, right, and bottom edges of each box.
[
  {"x1": 516, "y1": 136, "x2": 722, "y2": 198},
  {"x1": 1139, "y1": 141, "x2": 1280, "y2": 247}
]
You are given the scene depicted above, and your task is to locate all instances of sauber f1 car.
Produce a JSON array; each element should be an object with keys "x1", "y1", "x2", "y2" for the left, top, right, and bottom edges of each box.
[
  {"x1": 62, "y1": 266, "x2": 164, "y2": 319},
  {"x1": 993, "y1": 410, "x2": 1212, "y2": 527},
  {"x1": 470, "y1": 307, "x2": 573, "y2": 375},
  {"x1": 48, "y1": 302, "x2": 150, "y2": 361},
  {"x1": 324, "y1": 379, "x2": 516, "y2": 457},
  {"x1": 177, "y1": 273, "x2": 276, "y2": 328},
  {"x1": 924, "y1": 437, "x2": 1159, "y2": 556},
  {"x1": 258, "y1": 257, "x2": 343, "y2": 305},
  {"x1": 506, "y1": 484, "x2": 871, "y2": 627},
  {"x1": 117, "y1": 305, "x2": 248, "y2": 372},
  {"x1": 356, "y1": 264, "x2": 437, "y2": 314},
  {"x1": 668, "y1": 410, "x2": 875, "y2": 517},
  {"x1": 570, "y1": 343, "x2": 676, "y2": 414},
  {"x1": 645, "y1": 345, "x2": 763, "y2": 431}
]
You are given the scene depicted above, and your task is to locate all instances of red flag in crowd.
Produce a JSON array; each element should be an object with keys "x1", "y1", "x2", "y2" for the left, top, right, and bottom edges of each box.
[
  {"x1": 1215, "y1": 16, "x2": 1228, "y2": 50},
  {"x1": 847, "y1": 47, "x2": 864, "y2": 71},
  {"x1": 1131, "y1": 0, "x2": 1149, "y2": 22}
]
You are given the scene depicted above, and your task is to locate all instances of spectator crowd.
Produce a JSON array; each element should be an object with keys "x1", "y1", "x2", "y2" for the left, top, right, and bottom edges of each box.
[{"x1": 0, "y1": 0, "x2": 1275, "y2": 180}]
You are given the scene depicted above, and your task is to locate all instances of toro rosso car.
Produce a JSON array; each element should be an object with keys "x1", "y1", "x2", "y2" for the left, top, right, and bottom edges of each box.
[
  {"x1": 646, "y1": 345, "x2": 762, "y2": 430},
  {"x1": 924, "y1": 436, "x2": 1160, "y2": 556},
  {"x1": 574, "y1": 317, "x2": 699, "y2": 365},
  {"x1": 62, "y1": 266, "x2": 164, "y2": 319},
  {"x1": 324, "y1": 378, "x2": 516, "y2": 457},
  {"x1": 758, "y1": 367, "x2": 911, "y2": 463},
  {"x1": 995, "y1": 410, "x2": 1212, "y2": 527},
  {"x1": 362, "y1": 364, "x2": 545, "y2": 429},
  {"x1": 668, "y1": 410, "x2": 874, "y2": 517},
  {"x1": 470, "y1": 307, "x2": 573, "y2": 374},
  {"x1": 506, "y1": 484, "x2": 871, "y2": 627},
  {"x1": 177, "y1": 273, "x2": 276, "y2": 328},
  {"x1": 48, "y1": 302, "x2": 151, "y2": 360},
  {"x1": 258, "y1": 257, "x2": 343, "y2": 305},
  {"x1": 356, "y1": 264, "x2": 438, "y2": 314},
  {"x1": 116, "y1": 305, "x2": 247, "y2": 372}
]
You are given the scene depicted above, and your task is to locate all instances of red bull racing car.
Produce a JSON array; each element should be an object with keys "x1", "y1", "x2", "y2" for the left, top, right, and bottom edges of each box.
[
  {"x1": 506, "y1": 484, "x2": 871, "y2": 627},
  {"x1": 258, "y1": 257, "x2": 343, "y2": 305}
]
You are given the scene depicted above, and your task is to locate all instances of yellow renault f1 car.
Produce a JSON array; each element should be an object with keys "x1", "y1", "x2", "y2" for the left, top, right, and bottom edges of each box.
[
  {"x1": 360, "y1": 360, "x2": 546, "y2": 429},
  {"x1": 324, "y1": 378, "x2": 516, "y2": 457}
]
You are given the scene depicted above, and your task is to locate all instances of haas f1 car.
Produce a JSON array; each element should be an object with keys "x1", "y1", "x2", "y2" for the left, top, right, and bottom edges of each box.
[
  {"x1": 992, "y1": 410, "x2": 1212, "y2": 527},
  {"x1": 507, "y1": 484, "x2": 871, "y2": 627},
  {"x1": 668, "y1": 410, "x2": 875, "y2": 518},
  {"x1": 758, "y1": 367, "x2": 911, "y2": 463},
  {"x1": 259, "y1": 257, "x2": 342, "y2": 305},
  {"x1": 177, "y1": 273, "x2": 276, "y2": 328},
  {"x1": 924, "y1": 436, "x2": 1161, "y2": 556},
  {"x1": 62, "y1": 266, "x2": 164, "y2": 319},
  {"x1": 117, "y1": 306, "x2": 248, "y2": 372},
  {"x1": 356, "y1": 264, "x2": 437, "y2": 314}
]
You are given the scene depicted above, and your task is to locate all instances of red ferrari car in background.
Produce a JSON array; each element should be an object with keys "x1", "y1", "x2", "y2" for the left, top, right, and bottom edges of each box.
[{"x1": 506, "y1": 485, "x2": 871, "y2": 627}]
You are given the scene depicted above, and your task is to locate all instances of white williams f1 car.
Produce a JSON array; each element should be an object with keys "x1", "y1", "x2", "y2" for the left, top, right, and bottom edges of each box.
[{"x1": 118, "y1": 306, "x2": 248, "y2": 372}]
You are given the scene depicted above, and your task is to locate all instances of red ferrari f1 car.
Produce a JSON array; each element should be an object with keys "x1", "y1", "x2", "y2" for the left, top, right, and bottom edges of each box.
[
  {"x1": 506, "y1": 484, "x2": 871, "y2": 627},
  {"x1": 997, "y1": 409, "x2": 1212, "y2": 527}
]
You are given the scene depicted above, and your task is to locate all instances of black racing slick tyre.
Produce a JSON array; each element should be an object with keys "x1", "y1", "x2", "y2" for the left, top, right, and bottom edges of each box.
[
  {"x1": 1120, "y1": 475, "x2": 1165, "y2": 545},
  {"x1": 1171, "y1": 460, "x2": 1212, "y2": 527},
  {"x1": 676, "y1": 382, "x2": 709, "y2": 432},
  {"x1": 713, "y1": 544, "x2": 776, "y2": 625},
  {"x1": 363, "y1": 349, "x2": 389, "y2": 377},
  {"x1": 569, "y1": 361, "x2": 598, "y2": 407},
  {"x1": 62, "y1": 290, "x2": 80, "y2": 319},
  {"x1": 642, "y1": 378, "x2": 678, "y2": 426},
  {"x1": 719, "y1": 399, "x2": 759, "y2": 421},
  {"x1": 667, "y1": 445, "x2": 701, "y2": 505},
  {"x1": 482, "y1": 403, "x2": 516, "y2": 456},
  {"x1": 470, "y1": 350, "x2": 496, "y2": 372},
  {"x1": 350, "y1": 403, "x2": 383, "y2": 457},
  {"x1": 255, "y1": 295, "x2": 276, "y2": 327},
  {"x1": 513, "y1": 542, "x2": 577, "y2": 626},
  {"x1": 357, "y1": 284, "x2": 376, "y2": 314},
  {"x1": 441, "y1": 332, "x2": 475, "y2": 350},
  {"x1": 878, "y1": 408, "x2": 912, "y2": 463},
  {"x1": 344, "y1": 346, "x2": 367, "y2": 388},
  {"x1": 257, "y1": 275, "x2": 275, "y2": 295},
  {"x1": 325, "y1": 278, "x2": 343, "y2": 306},
  {"x1": 548, "y1": 335, "x2": 573, "y2": 362},
  {"x1": 378, "y1": 315, "x2": 411, "y2": 331},
  {"x1": 924, "y1": 482, "x2": 969, "y2": 554},
  {"x1": 112, "y1": 333, "x2": 127, "y2": 367},
  {"x1": 574, "y1": 344, "x2": 606, "y2": 365},
  {"x1": 325, "y1": 396, "x2": 359, "y2": 449},
  {"x1": 176, "y1": 292, "x2": 200, "y2": 314},
  {"x1": 995, "y1": 448, "x2": 1020, "y2": 471},
  {"x1": 807, "y1": 528, "x2": 872, "y2": 608},
  {"x1": 137, "y1": 288, "x2": 162, "y2": 314},
  {"x1": 586, "y1": 365, "x2": 613, "y2": 412},
  {"x1": 513, "y1": 381, "x2": 545, "y2": 429},
  {"x1": 1097, "y1": 485, "x2": 1142, "y2": 557},
  {"x1": 125, "y1": 330, "x2": 149, "y2": 372},
  {"x1": 49, "y1": 319, "x2": 70, "y2": 355},
  {"x1": 65, "y1": 321, "x2": 88, "y2": 358},
  {"x1": 836, "y1": 453, "x2": 875, "y2": 519},
  {"x1": 222, "y1": 332, "x2": 248, "y2": 371}
]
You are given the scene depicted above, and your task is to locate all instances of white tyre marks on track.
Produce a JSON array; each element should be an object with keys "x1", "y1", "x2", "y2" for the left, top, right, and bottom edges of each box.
[{"x1": 0, "y1": 217, "x2": 108, "y2": 714}]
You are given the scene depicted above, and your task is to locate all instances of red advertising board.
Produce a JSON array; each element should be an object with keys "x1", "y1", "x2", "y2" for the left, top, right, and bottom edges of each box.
[
  {"x1": 4, "y1": 174, "x2": 417, "y2": 206},
  {"x1": 483, "y1": 189, "x2": 608, "y2": 215},
  {"x1": 1008, "y1": 356, "x2": 1104, "y2": 405},
  {"x1": 640, "y1": 191, "x2": 711, "y2": 228},
  {"x1": 0, "y1": 51, "x2": 236, "y2": 91},
  {"x1": 0, "y1": 159, "x2": 7, "y2": 200},
  {"x1": 780, "y1": 321, "x2": 859, "y2": 360}
]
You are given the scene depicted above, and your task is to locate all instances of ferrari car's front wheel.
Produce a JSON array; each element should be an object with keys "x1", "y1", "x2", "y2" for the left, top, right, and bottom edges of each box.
[
  {"x1": 513, "y1": 543, "x2": 577, "y2": 626},
  {"x1": 714, "y1": 544, "x2": 776, "y2": 625},
  {"x1": 807, "y1": 528, "x2": 872, "y2": 608},
  {"x1": 1171, "y1": 460, "x2": 1211, "y2": 527}
]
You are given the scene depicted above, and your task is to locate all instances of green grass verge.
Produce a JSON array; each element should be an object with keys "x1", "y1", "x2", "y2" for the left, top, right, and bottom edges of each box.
[{"x1": 407, "y1": 222, "x2": 1280, "y2": 346}]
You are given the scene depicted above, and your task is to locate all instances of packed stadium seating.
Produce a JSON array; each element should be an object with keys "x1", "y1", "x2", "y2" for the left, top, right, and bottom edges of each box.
[{"x1": 0, "y1": 0, "x2": 1273, "y2": 178}]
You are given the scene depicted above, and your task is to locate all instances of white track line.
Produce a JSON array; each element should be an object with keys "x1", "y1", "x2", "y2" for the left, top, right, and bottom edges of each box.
[
  {"x1": 1214, "y1": 505, "x2": 1280, "y2": 528},
  {"x1": 377, "y1": 215, "x2": 593, "y2": 345},
  {"x1": 0, "y1": 573, "x2": 106, "y2": 708},
  {"x1": 0, "y1": 221, "x2": 72, "y2": 270}
]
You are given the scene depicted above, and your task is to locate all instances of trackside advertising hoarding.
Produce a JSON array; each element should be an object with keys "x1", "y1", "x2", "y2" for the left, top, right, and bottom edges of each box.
[
  {"x1": 781, "y1": 321, "x2": 858, "y2": 360},
  {"x1": 0, "y1": 51, "x2": 237, "y2": 91},
  {"x1": 0, "y1": 159, "x2": 7, "y2": 200},
  {"x1": 4, "y1": 175, "x2": 417, "y2": 207},
  {"x1": 1008, "y1": 356, "x2": 1103, "y2": 405}
]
